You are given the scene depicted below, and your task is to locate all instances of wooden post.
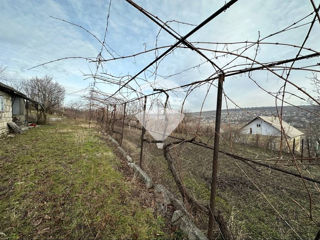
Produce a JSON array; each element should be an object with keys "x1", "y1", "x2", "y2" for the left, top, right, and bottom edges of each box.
[
  {"x1": 139, "y1": 96, "x2": 147, "y2": 169},
  {"x1": 120, "y1": 103, "x2": 127, "y2": 146},
  {"x1": 106, "y1": 105, "x2": 109, "y2": 132},
  {"x1": 111, "y1": 105, "x2": 116, "y2": 133},
  {"x1": 307, "y1": 138, "x2": 311, "y2": 159},
  {"x1": 208, "y1": 74, "x2": 224, "y2": 239},
  {"x1": 25, "y1": 101, "x2": 29, "y2": 123},
  {"x1": 101, "y1": 108, "x2": 105, "y2": 128},
  {"x1": 292, "y1": 138, "x2": 296, "y2": 155},
  {"x1": 36, "y1": 103, "x2": 39, "y2": 123},
  {"x1": 301, "y1": 139, "x2": 304, "y2": 162}
]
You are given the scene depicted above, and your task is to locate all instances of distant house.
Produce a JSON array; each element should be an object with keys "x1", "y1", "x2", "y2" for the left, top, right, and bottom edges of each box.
[
  {"x1": 240, "y1": 116, "x2": 304, "y2": 152},
  {"x1": 0, "y1": 82, "x2": 37, "y2": 135}
]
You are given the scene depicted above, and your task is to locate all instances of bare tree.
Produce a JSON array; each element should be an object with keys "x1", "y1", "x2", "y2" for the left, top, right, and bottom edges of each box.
[
  {"x1": 313, "y1": 74, "x2": 320, "y2": 102},
  {"x1": 23, "y1": 76, "x2": 65, "y2": 123},
  {"x1": 64, "y1": 100, "x2": 85, "y2": 119},
  {"x1": 313, "y1": 74, "x2": 320, "y2": 147},
  {"x1": 306, "y1": 74, "x2": 320, "y2": 155}
]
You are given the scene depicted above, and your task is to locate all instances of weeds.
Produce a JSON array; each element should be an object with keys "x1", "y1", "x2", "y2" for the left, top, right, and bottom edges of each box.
[{"x1": 0, "y1": 121, "x2": 165, "y2": 239}]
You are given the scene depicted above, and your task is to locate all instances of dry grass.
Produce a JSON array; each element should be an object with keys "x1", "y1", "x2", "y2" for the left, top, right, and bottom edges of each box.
[
  {"x1": 0, "y1": 120, "x2": 167, "y2": 240},
  {"x1": 112, "y1": 123, "x2": 320, "y2": 240}
]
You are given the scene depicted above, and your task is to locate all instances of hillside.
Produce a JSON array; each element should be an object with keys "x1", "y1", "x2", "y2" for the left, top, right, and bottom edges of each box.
[{"x1": 189, "y1": 105, "x2": 318, "y2": 129}]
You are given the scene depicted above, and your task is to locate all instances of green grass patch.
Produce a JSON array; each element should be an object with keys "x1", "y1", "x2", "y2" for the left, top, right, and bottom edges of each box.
[{"x1": 0, "y1": 121, "x2": 166, "y2": 239}]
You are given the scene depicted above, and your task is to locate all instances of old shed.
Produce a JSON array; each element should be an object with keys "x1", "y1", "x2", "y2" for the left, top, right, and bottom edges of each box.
[{"x1": 0, "y1": 82, "x2": 37, "y2": 135}]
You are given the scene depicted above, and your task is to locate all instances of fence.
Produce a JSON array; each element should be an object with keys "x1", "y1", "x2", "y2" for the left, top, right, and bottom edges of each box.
[
  {"x1": 87, "y1": 1, "x2": 320, "y2": 236},
  {"x1": 91, "y1": 95, "x2": 320, "y2": 240},
  {"x1": 32, "y1": 0, "x2": 320, "y2": 238}
]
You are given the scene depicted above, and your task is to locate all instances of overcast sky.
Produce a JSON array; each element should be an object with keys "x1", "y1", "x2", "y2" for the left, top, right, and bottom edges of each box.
[{"x1": 0, "y1": 0, "x2": 319, "y2": 111}]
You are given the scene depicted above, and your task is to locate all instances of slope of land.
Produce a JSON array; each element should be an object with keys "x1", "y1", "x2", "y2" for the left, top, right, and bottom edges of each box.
[
  {"x1": 112, "y1": 123, "x2": 320, "y2": 240},
  {"x1": 189, "y1": 105, "x2": 318, "y2": 129},
  {"x1": 0, "y1": 120, "x2": 166, "y2": 240}
]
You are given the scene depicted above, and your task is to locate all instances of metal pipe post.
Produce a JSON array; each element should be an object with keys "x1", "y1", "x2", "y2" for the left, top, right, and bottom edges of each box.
[
  {"x1": 139, "y1": 96, "x2": 147, "y2": 169},
  {"x1": 208, "y1": 74, "x2": 224, "y2": 239}
]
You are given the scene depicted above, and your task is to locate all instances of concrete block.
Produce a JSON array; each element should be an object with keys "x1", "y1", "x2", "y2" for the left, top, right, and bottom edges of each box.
[
  {"x1": 171, "y1": 210, "x2": 208, "y2": 240},
  {"x1": 128, "y1": 162, "x2": 153, "y2": 189},
  {"x1": 101, "y1": 134, "x2": 208, "y2": 240},
  {"x1": 107, "y1": 135, "x2": 120, "y2": 146}
]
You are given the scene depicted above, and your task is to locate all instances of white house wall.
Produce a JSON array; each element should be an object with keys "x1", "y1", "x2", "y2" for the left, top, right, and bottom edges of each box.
[
  {"x1": 0, "y1": 90, "x2": 12, "y2": 135},
  {"x1": 241, "y1": 118, "x2": 281, "y2": 136}
]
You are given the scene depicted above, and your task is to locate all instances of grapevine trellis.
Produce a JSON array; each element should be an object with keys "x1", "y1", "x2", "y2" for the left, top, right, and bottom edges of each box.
[{"x1": 32, "y1": 0, "x2": 320, "y2": 239}]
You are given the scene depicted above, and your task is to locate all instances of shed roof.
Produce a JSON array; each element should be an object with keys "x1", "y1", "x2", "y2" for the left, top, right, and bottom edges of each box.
[
  {"x1": 0, "y1": 82, "x2": 39, "y2": 104},
  {"x1": 244, "y1": 116, "x2": 304, "y2": 138},
  {"x1": 0, "y1": 82, "x2": 27, "y2": 99}
]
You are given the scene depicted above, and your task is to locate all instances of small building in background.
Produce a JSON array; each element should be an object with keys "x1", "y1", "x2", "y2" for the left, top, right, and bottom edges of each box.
[
  {"x1": 0, "y1": 82, "x2": 38, "y2": 135},
  {"x1": 240, "y1": 116, "x2": 304, "y2": 152}
]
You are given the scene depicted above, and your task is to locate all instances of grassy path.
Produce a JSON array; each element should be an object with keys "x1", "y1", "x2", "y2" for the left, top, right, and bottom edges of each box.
[{"x1": 0, "y1": 121, "x2": 165, "y2": 240}]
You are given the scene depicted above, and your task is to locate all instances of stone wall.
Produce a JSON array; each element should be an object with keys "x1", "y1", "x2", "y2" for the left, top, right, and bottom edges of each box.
[{"x1": 0, "y1": 90, "x2": 12, "y2": 135}]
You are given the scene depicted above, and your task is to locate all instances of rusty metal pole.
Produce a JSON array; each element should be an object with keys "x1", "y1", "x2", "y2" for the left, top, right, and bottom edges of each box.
[
  {"x1": 139, "y1": 96, "x2": 147, "y2": 169},
  {"x1": 120, "y1": 103, "x2": 127, "y2": 146},
  {"x1": 208, "y1": 74, "x2": 224, "y2": 239}
]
